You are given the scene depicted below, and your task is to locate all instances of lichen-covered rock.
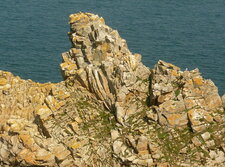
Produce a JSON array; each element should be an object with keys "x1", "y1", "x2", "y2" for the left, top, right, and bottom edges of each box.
[
  {"x1": 148, "y1": 60, "x2": 224, "y2": 132},
  {"x1": 61, "y1": 12, "x2": 150, "y2": 124},
  {"x1": 1, "y1": 12, "x2": 225, "y2": 167}
]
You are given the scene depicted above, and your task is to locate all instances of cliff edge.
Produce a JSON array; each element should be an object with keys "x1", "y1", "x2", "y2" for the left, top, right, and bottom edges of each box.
[{"x1": 0, "y1": 13, "x2": 225, "y2": 167}]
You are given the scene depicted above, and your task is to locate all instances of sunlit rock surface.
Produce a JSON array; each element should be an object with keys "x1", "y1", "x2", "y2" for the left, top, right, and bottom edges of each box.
[{"x1": 0, "y1": 13, "x2": 225, "y2": 167}]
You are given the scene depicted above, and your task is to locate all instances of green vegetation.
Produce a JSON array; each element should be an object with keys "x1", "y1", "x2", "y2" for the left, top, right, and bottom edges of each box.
[
  {"x1": 175, "y1": 89, "x2": 180, "y2": 97},
  {"x1": 74, "y1": 98, "x2": 117, "y2": 140}
]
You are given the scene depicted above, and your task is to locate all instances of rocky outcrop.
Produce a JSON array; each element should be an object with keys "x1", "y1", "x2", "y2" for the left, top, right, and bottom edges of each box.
[
  {"x1": 0, "y1": 71, "x2": 69, "y2": 120},
  {"x1": 0, "y1": 12, "x2": 225, "y2": 167},
  {"x1": 147, "y1": 60, "x2": 224, "y2": 132},
  {"x1": 61, "y1": 13, "x2": 150, "y2": 124}
]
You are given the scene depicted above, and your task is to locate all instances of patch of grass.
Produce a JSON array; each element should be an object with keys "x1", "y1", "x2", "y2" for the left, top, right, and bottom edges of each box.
[
  {"x1": 157, "y1": 130, "x2": 169, "y2": 139},
  {"x1": 175, "y1": 89, "x2": 180, "y2": 97},
  {"x1": 217, "y1": 110, "x2": 225, "y2": 115},
  {"x1": 78, "y1": 108, "x2": 117, "y2": 140},
  {"x1": 155, "y1": 127, "x2": 196, "y2": 164}
]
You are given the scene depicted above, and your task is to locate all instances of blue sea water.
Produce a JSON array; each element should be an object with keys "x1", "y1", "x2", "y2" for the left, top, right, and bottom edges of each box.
[{"x1": 0, "y1": 0, "x2": 224, "y2": 95}]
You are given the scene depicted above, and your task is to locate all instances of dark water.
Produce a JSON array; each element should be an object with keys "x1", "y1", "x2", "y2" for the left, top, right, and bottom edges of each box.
[{"x1": 0, "y1": 0, "x2": 224, "y2": 95}]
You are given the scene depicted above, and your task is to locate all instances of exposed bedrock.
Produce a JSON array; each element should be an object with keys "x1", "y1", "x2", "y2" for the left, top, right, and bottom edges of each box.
[
  {"x1": 148, "y1": 60, "x2": 223, "y2": 132},
  {"x1": 60, "y1": 13, "x2": 150, "y2": 124},
  {"x1": 0, "y1": 12, "x2": 225, "y2": 167}
]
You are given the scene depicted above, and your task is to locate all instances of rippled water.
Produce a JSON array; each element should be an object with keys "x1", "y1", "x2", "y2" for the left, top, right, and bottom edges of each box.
[{"x1": 0, "y1": 0, "x2": 224, "y2": 95}]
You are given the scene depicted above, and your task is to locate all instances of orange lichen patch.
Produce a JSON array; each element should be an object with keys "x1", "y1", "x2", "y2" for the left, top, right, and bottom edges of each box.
[
  {"x1": 60, "y1": 62, "x2": 69, "y2": 70},
  {"x1": 61, "y1": 63, "x2": 77, "y2": 72},
  {"x1": 18, "y1": 149, "x2": 37, "y2": 165},
  {"x1": 67, "y1": 138, "x2": 89, "y2": 150},
  {"x1": 19, "y1": 134, "x2": 35, "y2": 148},
  {"x1": 185, "y1": 79, "x2": 194, "y2": 87},
  {"x1": 193, "y1": 77, "x2": 204, "y2": 86},
  {"x1": 70, "y1": 48, "x2": 81, "y2": 54},
  {"x1": 70, "y1": 141, "x2": 81, "y2": 149},
  {"x1": 0, "y1": 78, "x2": 7, "y2": 86},
  {"x1": 158, "y1": 60, "x2": 180, "y2": 71},
  {"x1": 69, "y1": 12, "x2": 104, "y2": 24},
  {"x1": 166, "y1": 113, "x2": 188, "y2": 127},
  {"x1": 138, "y1": 150, "x2": 149, "y2": 155},
  {"x1": 69, "y1": 13, "x2": 90, "y2": 24},
  {"x1": 102, "y1": 42, "x2": 111, "y2": 52},
  {"x1": 171, "y1": 70, "x2": 179, "y2": 77},
  {"x1": 55, "y1": 150, "x2": 70, "y2": 161}
]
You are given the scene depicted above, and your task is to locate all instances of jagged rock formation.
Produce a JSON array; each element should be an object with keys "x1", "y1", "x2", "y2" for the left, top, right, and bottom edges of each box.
[
  {"x1": 61, "y1": 13, "x2": 150, "y2": 124},
  {"x1": 0, "y1": 12, "x2": 225, "y2": 167},
  {"x1": 148, "y1": 60, "x2": 224, "y2": 131}
]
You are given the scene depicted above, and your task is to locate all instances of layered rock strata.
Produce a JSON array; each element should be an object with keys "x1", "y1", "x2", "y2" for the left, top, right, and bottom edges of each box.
[
  {"x1": 61, "y1": 13, "x2": 150, "y2": 124},
  {"x1": 0, "y1": 12, "x2": 225, "y2": 167}
]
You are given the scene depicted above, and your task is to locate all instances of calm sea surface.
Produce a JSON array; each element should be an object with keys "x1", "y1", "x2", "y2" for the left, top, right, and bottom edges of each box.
[{"x1": 0, "y1": 0, "x2": 224, "y2": 95}]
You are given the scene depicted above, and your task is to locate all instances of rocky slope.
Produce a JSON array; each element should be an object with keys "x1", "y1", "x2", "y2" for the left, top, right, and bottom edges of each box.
[{"x1": 0, "y1": 12, "x2": 225, "y2": 167}]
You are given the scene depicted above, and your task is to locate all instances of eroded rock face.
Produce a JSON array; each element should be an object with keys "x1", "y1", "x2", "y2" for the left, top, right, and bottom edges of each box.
[
  {"x1": 61, "y1": 13, "x2": 150, "y2": 124},
  {"x1": 147, "y1": 60, "x2": 224, "y2": 132},
  {"x1": 0, "y1": 71, "x2": 70, "y2": 121},
  {"x1": 0, "y1": 71, "x2": 74, "y2": 166},
  {"x1": 1, "y1": 12, "x2": 225, "y2": 167}
]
